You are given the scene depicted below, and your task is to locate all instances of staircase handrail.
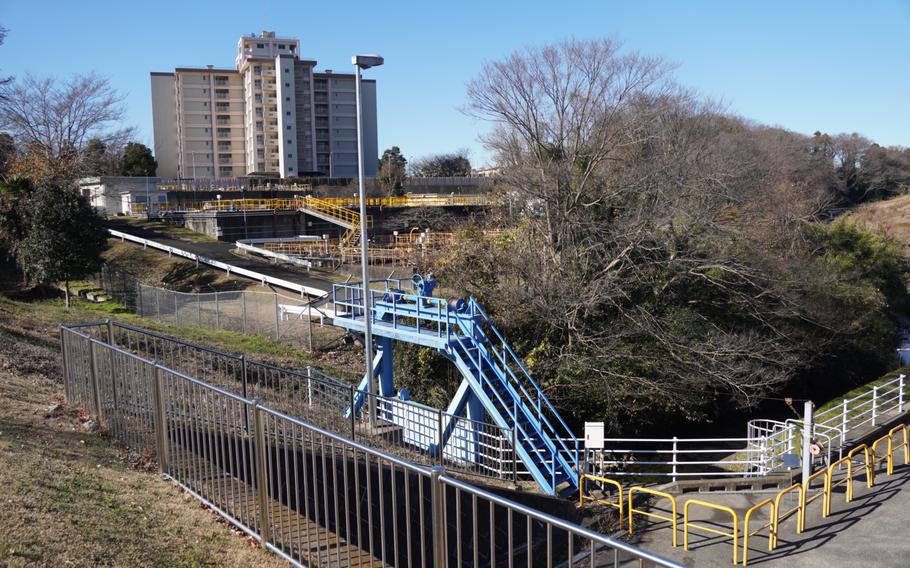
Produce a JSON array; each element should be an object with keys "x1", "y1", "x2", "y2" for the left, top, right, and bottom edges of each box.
[
  {"x1": 471, "y1": 296, "x2": 578, "y2": 466},
  {"x1": 464, "y1": 320, "x2": 577, "y2": 472},
  {"x1": 446, "y1": 324, "x2": 561, "y2": 487}
]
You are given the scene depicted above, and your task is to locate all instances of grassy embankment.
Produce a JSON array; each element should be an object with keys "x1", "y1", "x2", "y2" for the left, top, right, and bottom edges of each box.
[
  {"x1": 0, "y1": 290, "x2": 293, "y2": 566},
  {"x1": 0, "y1": 237, "x2": 362, "y2": 566}
]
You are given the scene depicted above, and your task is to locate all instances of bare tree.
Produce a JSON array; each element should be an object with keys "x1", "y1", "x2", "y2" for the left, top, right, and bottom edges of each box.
[
  {"x1": 0, "y1": 73, "x2": 134, "y2": 184},
  {"x1": 445, "y1": 38, "x2": 875, "y2": 432}
]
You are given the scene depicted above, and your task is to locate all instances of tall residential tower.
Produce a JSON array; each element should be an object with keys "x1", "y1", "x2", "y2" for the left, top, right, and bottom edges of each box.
[{"x1": 151, "y1": 32, "x2": 378, "y2": 180}]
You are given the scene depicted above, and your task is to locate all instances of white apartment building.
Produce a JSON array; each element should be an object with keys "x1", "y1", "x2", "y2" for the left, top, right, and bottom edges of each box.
[{"x1": 151, "y1": 31, "x2": 378, "y2": 180}]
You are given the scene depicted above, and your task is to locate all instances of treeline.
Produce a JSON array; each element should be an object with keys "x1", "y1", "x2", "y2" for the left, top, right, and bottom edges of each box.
[{"x1": 408, "y1": 39, "x2": 909, "y2": 434}]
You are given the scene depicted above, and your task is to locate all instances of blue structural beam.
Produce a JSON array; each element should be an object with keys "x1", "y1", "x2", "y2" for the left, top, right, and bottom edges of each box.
[{"x1": 331, "y1": 279, "x2": 580, "y2": 495}]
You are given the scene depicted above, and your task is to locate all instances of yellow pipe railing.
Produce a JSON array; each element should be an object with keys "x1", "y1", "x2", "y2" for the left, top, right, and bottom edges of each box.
[{"x1": 684, "y1": 499, "x2": 739, "y2": 565}]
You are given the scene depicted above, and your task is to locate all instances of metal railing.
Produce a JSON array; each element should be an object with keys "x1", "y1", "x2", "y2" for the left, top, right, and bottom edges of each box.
[
  {"x1": 107, "y1": 229, "x2": 327, "y2": 298},
  {"x1": 60, "y1": 322, "x2": 684, "y2": 568},
  {"x1": 93, "y1": 321, "x2": 522, "y2": 482}
]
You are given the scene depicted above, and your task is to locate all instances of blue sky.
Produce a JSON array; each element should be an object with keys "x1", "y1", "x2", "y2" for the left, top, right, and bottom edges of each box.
[{"x1": 1, "y1": 0, "x2": 908, "y2": 167}]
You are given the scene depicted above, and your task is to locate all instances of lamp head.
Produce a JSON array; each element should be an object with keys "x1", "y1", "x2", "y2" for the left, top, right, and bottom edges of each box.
[{"x1": 352, "y1": 54, "x2": 384, "y2": 69}]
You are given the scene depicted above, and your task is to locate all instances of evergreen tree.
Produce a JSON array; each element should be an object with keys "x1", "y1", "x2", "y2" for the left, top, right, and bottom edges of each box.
[
  {"x1": 119, "y1": 142, "x2": 157, "y2": 177},
  {"x1": 17, "y1": 184, "x2": 107, "y2": 306}
]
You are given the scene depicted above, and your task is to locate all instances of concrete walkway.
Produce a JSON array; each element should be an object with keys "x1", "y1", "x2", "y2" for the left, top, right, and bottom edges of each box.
[
  {"x1": 636, "y1": 457, "x2": 910, "y2": 566},
  {"x1": 106, "y1": 219, "x2": 333, "y2": 294}
]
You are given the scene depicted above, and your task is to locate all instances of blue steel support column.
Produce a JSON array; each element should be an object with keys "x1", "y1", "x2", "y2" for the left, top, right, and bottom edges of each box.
[
  {"x1": 377, "y1": 336, "x2": 395, "y2": 397},
  {"x1": 464, "y1": 390, "x2": 484, "y2": 464}
]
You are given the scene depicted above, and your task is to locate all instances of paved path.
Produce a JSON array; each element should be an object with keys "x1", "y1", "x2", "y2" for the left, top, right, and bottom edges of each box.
[
  {"x1": 636, "y1": 456, "x2": 910, "y2": 567},
  {"x1": 107, "y1": 219, "x2": 333, "y2": 294}
]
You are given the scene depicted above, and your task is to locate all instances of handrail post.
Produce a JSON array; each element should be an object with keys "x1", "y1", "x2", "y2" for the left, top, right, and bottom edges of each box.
[
  {"x1": 671, "y1": 437, "x2": 679, "y2": 483},
  {"x1": 251, "y1": 399, "x2": 271, "y2": 546},
  {"x1": 214, "y1": 291, "x2": 220, "y2": 329},
  {"x1": 152, "y1": 364, "x2": 168, "y2": 473},
  {"x1": 872, "y1": 386, "x2": 878, "y2": 427},
  {"x1": 274, "y1": 293, "x2": 280, "y2": 339},
  {"x1": 900, "y1": 374, "x2": 906, "y2": 413},
  {"x1": 430, "y1": 466, "x2": 447, "y2": 568},
  {"x1": 841, "y1": 400, "x2": 849, "y2": 445}
]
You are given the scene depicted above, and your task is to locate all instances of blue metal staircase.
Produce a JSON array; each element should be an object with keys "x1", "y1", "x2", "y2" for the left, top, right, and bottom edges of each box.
[{"x1": 331, "y1": 280, "x2": 580, "y2": 495}]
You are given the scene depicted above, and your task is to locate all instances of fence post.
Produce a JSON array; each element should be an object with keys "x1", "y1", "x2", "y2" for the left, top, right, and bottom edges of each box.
[
  {"x1": 512, "y1": 426, "x2": 518, "y2": 483},
  {"x1": 156, "y1": 288, "x2": 161, "y2": 321},
  {"x1": 59, "y1": 327, "x2": 71, "y2": 403},
  {"x1": 241, "y1": 292, "x2": 247, "y2": 334},
  {"x1": 274, "y1": 293, "x2": 280, "y2": 339},
  {"x1": 802, "y1": 401, "x2": 814, "y2": 483},
  {"x1": 842, "y1": 400, "x2": 849, "y2": 445},
  {"x1": 88, "y1": 340, "x2": 103, "y2": 425},
  {"x1": 174, "y1": 291, "x2": 180, "y2": 326},
  {"x1": 152, "y1": 364, "x2": 169, "y2": 473},
  {"x1": 240, "y1": 355, "x2": 249, "y2": 399},
  {"x1": 307, "y1": 305, "x2": 314, "y2": 352},
  {"x1": 214, "y1": 292, "x2": 220, "y2": 330},
  {"x1": 197, "y1": 294, "x2": 202, "y2": 326},
  {"x1": 106, "y1": 319, "x2": 114, "y2": 345},
  {"x1": 349, "y1": 385, "x2": 357, "y2": 441},
  {"x1": 306, "y1": 365, "x2": 313, "y2": 407},
  {"x1": 251, "y1": 399, "x2": 271, "y2": 546},
  {"x1": 872, "y1": 386, "x2": 879, "y2": 427},
  {"x1": 671, "y1": 436, "x2": 679, "y2": 484},
  {"x1": 430, "y1": 466, "x2": 447, "y2": 568},
  {"x1": 900, "y1": 375, "x2": 906, "y2": 413},
  {"x1": 136, "y1": 282, "x2": 143, "y2": 317},
  {"x1": 437, "y1": 410, "x2": 445, "y2": 465}
]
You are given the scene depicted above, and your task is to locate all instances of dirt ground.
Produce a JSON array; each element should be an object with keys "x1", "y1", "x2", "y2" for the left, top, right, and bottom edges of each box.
[{"x1": 0, "y1": 283, "x2": 292, "y2": 566}]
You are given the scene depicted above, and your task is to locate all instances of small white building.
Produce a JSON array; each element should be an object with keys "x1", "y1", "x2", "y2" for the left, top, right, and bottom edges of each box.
[{"x1": 77, "y1": 176, "x2": 165, "y2": 216}]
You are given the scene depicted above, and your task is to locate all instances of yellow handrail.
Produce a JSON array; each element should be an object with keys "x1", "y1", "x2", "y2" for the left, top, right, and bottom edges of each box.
[
  {"x1": 628, "y1": 486, "x2": 678, "y2": 547},
  {"x1": 847, "y1": 444, "x2": 874, "y2": 488},
  {"x1": 579, "y1": 474, "x2": 623, "y2": 519},
  {"x1": 873, "y1": 433, "x2": 894, "y2": 476},
  {"x1": 772, "y1": 483, "x2": 804, "y2": 547},
  {"x1": 801, "y1": 468, "x2": 828, "y2": 527},
  {"x1": 890, "y1": 424, "x2": 909, "y2": 466},
  {"x1": 684, "y1": 499, "x2": 739, "y2": 565},
  {"x1": 742, "y1": 499, "x2": 775, "y2": 566}
]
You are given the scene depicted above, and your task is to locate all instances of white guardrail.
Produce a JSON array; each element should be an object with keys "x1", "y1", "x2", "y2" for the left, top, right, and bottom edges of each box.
[
  {"x1": 235, "y1": 236, "x2": 319, "y2": 269},
  {"x1": 108, "y1": 229, "x2": 327, "y2": 298}
]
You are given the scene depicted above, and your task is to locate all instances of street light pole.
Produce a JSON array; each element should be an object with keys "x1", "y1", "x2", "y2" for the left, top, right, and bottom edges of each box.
[{"x1": 353, "y1": 54, "x2": 383, "y2": 425}]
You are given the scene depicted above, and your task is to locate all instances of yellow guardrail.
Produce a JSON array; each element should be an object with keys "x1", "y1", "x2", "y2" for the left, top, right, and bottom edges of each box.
[
  {"x1": 890, "y1": 424, "x2": 909, "y2": 466},
  {"x1": 772, "y1": 483, "x2": 804, "y2": 545},
  {"x1": 872, "y1": 433, "x2": 894, "y2": 476},
  {"x1": 684, "y1": 499, "x2": 739, "y2": 565},
  {"x1": 848, "y1": 443, "x2": 874, "y2": 488},
  {"x1": 742, "y1": 499, "x2": 775, "y2": 566},
  {"x1": 130, "y1": 194, "x2": 494, "y2": 215},
  {"x1": 628, "y1": 486, "x2": 678, "y2": 547},
  {"x1": 579, "y1": 474, "x2": 623, "y2": 519},
  {"x1": 801, "y1": 467, "x2": 829, "y2": 524}
]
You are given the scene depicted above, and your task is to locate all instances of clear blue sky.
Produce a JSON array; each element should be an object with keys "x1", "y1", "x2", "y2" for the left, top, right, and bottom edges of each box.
[{"x1": 1, "y1": 0, "x2": 908, "y2": 167}]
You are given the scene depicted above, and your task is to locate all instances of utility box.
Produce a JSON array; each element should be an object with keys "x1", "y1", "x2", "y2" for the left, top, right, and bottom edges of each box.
[{"x1": 584, "y1": 422, "x2": 605, "y2": 450}]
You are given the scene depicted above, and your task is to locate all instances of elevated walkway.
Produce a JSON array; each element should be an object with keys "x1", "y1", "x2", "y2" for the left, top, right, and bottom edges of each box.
[{"x1": 331, "y1": 279, "x2": 580, "y2": 495}]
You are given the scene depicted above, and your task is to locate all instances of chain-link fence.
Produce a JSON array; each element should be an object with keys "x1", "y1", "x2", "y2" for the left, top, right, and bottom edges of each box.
[{"x1": 89, "y1": 265, "x2": 342, "y2": 351}]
